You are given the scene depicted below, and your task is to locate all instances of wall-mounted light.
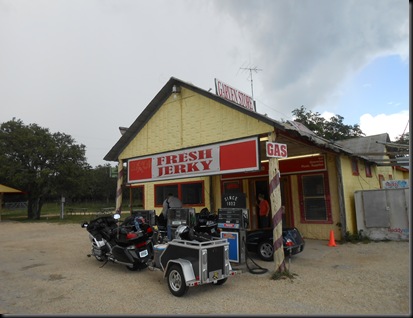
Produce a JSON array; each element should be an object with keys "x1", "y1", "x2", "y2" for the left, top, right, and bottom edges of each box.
[
  {"x1": 259, "y1": 136, "x2": 269, "y2": 141},
  {"x1": 172, "y1": 85, "x2": 181, "y2": 94},
  {"x1": 279, "y1": 153, "x2": 322, "y2": 161}
]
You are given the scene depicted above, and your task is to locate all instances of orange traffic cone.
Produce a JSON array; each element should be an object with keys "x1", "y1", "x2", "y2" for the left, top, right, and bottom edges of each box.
[{"x1": 328, "y1": 230, "x2": 336, "y2": 247}]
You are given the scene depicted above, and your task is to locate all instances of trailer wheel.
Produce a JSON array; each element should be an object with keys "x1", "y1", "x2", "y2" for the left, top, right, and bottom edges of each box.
[
  {"x1": 213, "y1": 277, "x2": 227, "y2": 285},
  {"x1": 167, "y1": 264, "x2": 189, "y2": 297}
]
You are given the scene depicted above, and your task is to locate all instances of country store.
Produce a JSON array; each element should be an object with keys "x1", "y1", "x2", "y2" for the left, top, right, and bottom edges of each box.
[{"x1": 104, "y1": 77, "x2": 409, "y2": 241}]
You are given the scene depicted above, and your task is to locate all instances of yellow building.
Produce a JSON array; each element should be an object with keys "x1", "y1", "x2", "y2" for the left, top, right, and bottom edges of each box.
[{"x1": 104, "y1": 77, "x2": 409, "y2": 241}]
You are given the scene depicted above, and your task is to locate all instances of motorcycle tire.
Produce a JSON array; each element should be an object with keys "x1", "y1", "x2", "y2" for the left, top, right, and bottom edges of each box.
[
  {"x1": 167, "y1": 264, "x2": 189, "y2": 297},
  {"x1": 126, "y1": 262, "x2": 148, "y2": 271}
]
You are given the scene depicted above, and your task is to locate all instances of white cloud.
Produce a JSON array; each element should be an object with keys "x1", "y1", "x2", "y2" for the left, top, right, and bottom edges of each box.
[
  {"x1": 359, "y1": 111, "x2": 409, "y2": 140},
  {"x1": 320, "y1": 111, "x2": 336, "y2": 121}
]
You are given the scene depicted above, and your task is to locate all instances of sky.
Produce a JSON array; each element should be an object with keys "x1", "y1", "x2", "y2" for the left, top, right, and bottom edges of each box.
[{"x1": 0, "y1": 0, "x2": 409, "y2": 168}]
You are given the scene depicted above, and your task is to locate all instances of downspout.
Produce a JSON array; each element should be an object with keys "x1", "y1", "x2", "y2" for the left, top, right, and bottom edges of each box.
[
  {"x1": 209, "y1": 175, "x2": 214, "y2": 213},
  {"x1": 335, "y1": 155, "x2": 347, "y2": 239}
]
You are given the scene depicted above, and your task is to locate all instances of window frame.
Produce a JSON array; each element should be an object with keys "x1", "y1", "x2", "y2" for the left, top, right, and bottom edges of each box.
[
  {"x1": 351, "y1": 158, "x2": 359, "y2": 176},
  {"x1": 128, "y1": 184, "x2": 145, "y2": 211},
  {"x1": 154, "y1": 180, "x2": 205, "y2": 207},
  {"x1": 365, "y1": 162, "x2": 372, "y2": 178},
  {"x1": 298, "y1": 171, "x2": 333, "y2": 224}
]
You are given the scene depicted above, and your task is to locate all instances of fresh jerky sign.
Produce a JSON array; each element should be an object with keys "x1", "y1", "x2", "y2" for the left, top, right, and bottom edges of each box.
[
  {"x1": 127, "y1": 137, "x2": 259, "y2": 183},
  {"x1": 215, "y1": 78, "x2": 255, "y2": 112}
]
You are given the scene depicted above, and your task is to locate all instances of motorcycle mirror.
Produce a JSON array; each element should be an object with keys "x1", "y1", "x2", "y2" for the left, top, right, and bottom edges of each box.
[{"x1": 113, "y1": 213, "x2": 121, "y2": 220}]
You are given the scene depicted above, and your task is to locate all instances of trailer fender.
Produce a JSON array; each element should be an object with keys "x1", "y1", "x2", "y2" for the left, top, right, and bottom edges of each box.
[{"x1": 163, "y1": 258, "x2": 195, "y2": 283}]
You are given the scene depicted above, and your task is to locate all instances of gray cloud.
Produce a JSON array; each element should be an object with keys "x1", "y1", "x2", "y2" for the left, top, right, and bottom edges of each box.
[
  {"x1": 213, "y1": 0, "x2": 409, "y2": 118},
  {"x1": 0, "y1": 0, "x2": 408, "y2": 166}
]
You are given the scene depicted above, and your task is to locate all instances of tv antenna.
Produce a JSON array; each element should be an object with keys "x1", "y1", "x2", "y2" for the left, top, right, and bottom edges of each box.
[{"x1": 240, "y1": 65, "x2": 262, "y2": 100}]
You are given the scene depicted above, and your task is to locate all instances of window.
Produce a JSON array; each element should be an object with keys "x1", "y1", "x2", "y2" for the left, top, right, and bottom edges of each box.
[
  {"x1": 365, "y1": 162, "x2": 372, "y2": 178},
  {"x1": 298, "y1": 173, "x2": 332, "y2": 223},
  {"x1": 351, "y1": 158, "x2": 359, "y2": 176},
  {"x1": 378, "y1": 174, "x2": 384, "y2": 188},
  {"x1": 155, "y1": 181, "x2": 204, "y2": 206},
  {"x1": 129, "y1": 185, "x2": 144, "y2": 209}
]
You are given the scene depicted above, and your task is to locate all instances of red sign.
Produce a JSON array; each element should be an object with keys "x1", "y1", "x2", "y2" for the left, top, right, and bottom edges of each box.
[
  {"x1": 127, "y1": 137, "x2": 259, "y2": 183},
  {"x1": 266, "y1": 142, "x2": 288, "y2": 158},
  {"x1": 280, "y1": 155, "x2": 326, "y2": 174},
  {"x1": 215, "y1": 78, "x2": 255, "y2": 111}
]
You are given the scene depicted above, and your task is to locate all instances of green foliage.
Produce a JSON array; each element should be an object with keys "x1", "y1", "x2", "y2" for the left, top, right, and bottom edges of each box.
[
  {"x1": 394, "y1": 132, "x2": 409, "y2": 144},
  {"x1": 291, "y1": 106, "x2": 365, "y2": 141},
  {"x1": 0, "y1": 119, "x2": 92, "y2": 219}
]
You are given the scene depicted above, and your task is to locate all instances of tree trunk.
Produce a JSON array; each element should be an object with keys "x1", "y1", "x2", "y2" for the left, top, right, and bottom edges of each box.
[{"x1": 27, "y1": 196, "x2": 42, "y2": 219}]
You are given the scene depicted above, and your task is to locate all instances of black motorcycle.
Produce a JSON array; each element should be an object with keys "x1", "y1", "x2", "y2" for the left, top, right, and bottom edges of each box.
[{"x1": 81, "y1": 213, "x2": 154, "y2": 271}]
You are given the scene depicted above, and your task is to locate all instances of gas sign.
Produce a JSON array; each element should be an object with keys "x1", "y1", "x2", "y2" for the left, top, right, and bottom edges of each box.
[{"x1": 266, "y1": 142, "x2": 288, "y2": 158}]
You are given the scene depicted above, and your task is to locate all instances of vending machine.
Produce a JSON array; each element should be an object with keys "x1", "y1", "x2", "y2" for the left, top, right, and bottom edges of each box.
[
  {"x1": 217, "y1": 208, "x2": 249, "y2": 264},
  {"x1": 167, "y1": 208, "x2": 196, "y2": 241}
]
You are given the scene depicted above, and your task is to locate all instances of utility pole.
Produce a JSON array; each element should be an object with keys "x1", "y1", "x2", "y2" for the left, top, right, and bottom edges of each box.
[{"x1": 240, "y1": 66, "x2": 262, "y2": 101}]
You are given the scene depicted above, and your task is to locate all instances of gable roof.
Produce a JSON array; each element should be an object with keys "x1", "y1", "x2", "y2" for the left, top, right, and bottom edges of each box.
[
  {"x1": 104, "y1": 77, "x2": 285, "y2": 161},
  {"x1": 103, "y1": 76, "x2": 397, "y2": 165}
]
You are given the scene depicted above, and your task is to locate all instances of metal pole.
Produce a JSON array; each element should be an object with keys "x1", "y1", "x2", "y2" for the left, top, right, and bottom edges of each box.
[{"x1": 60, "y1": 195, "x2": 65, "y2": 219}]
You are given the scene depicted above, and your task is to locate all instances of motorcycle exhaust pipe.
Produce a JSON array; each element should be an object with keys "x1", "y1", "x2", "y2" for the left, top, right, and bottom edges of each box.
[{"x1": 108, "y1": 257, "x2": 134, "y2": 267}]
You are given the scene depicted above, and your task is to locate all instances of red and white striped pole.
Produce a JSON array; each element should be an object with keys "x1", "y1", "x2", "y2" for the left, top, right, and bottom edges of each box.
[
  {"x1": 268, "y1": 131, "x2": 286, "y2": 273},
  {"x1": 115, "y1": 160, "x2": 124, "y2": 215}
]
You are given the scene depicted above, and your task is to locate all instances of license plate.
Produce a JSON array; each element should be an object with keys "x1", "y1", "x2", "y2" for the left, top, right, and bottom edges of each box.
[{"x1": 139, "y1": 249, "x2": 148, "y2": 258}]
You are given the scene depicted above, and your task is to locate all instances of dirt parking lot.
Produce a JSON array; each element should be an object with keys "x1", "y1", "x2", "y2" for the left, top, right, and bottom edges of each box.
[{"x1": 0, "y1": 221, "x2": 410, "y2": 316}]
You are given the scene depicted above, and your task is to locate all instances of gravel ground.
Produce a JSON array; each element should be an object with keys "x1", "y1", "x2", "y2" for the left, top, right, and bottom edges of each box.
[{"x1": 0, "y1": 221, "x2": 410, "y2": 316}]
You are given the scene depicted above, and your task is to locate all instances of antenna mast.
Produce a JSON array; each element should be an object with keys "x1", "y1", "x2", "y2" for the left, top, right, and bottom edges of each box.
[{"x1": 240, "y1": 66, "x2": 262, "y2": 100}]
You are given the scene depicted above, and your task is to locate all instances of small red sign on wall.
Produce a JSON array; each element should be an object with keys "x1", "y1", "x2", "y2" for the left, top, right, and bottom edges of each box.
[{"x1": 280, "y1": 155, "x2": 326, "y2": 174}]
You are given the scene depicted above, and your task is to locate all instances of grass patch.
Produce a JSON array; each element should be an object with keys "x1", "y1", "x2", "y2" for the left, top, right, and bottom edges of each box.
[
  {"x1": 0, "y1": 202, "x2": 134, "y2": 224},
  {"x1": 344, "y1": 230, "x2": 371, "y2": 244},
  {"x1": 271, "y1": 269, "x2": 298, "y2": 281}
]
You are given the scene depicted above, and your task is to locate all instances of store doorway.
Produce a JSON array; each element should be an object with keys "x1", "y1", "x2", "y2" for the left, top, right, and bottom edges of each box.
[
  {"x1": 248, "y1": 176, "x2": 294, "y2": 230},
  {"x1": 249, "y1": 178, "x2": 270, "y2": 230}
]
